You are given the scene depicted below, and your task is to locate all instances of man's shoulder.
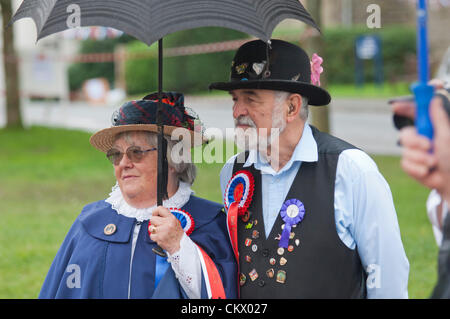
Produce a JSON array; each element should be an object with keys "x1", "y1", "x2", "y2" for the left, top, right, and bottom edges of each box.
[
  {"x1": 338, "y1": 148, "x2": 382, "y2": 181},
  {"x1": 311, "y1": 126, "x2": 358, "y2": 155}
]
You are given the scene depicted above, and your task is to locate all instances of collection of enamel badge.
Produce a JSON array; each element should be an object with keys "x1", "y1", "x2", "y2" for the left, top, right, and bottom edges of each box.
[{"x1": 225, "y1": 170, "x2": 306, "y2": 288}]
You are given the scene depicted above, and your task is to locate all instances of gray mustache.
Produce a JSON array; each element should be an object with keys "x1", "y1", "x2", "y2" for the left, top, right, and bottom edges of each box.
[{"x1": 234, "y1": 116, "x2": 256, "y2": 128}]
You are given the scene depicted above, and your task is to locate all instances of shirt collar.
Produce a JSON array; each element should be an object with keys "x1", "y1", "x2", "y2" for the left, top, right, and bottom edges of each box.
[{"x1": 243, "y1": 123, "x2": 318, "y2": 175}]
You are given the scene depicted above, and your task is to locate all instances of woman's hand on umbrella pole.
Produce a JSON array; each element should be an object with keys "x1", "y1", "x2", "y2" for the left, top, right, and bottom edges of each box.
[{"x1": 150, "y1": 206, "x2": 184, "y2": 255}]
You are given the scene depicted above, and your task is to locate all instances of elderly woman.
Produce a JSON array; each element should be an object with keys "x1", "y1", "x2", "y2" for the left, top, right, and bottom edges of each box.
[{"x1": 39, "y1": 92, "x2": 236, "y2": 299}]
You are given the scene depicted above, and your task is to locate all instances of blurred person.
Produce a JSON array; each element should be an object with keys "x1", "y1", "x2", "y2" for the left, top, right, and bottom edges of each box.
[
  {"x1": 39, "y1": 92, "x2": 236, "y2": 299},
  {"x1": 209, "y1": 39, "x2": 409, "y2": 298},
  {"x1": 393, "y1": 82, "x2": 450, "y2": 298}
]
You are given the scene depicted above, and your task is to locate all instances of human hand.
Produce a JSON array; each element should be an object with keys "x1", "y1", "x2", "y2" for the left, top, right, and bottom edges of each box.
[
  {"x1": 149, "y1": 206, "x2": 184, "y2": 255},
  {"x1": 430, "y1": 100, "x2": 450, "y2": 203},
  {"x1": 399, "y1": 97, "x2": 450, "y2": 202}
]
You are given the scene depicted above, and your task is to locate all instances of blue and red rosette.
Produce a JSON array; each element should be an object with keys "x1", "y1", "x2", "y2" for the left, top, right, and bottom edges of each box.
[
  {"x1": 148, "y1": 207, "x2": 195, "y2": 237},
  {"x1": 224, "y1": 170, "x2": 255, "y2": 216}
]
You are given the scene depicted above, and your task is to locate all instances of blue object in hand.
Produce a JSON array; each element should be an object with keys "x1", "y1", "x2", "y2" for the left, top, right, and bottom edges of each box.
[{"x1": 412, "y1": 82, "x2": 434, "y2": 140}]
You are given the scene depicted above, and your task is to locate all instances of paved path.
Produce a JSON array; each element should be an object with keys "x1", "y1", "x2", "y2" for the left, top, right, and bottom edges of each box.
[{"x1": 0, "y1": 96, "x2": 402, "y2": 155}]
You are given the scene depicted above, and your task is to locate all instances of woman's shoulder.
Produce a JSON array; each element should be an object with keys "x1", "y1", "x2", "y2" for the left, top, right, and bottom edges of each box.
[
  {"x1": 186, "y1": 195, "x2": 223, "y2": 210},
  {"x1": 77, "y1": 200, "x2": 113, "y2": 223},
  {"x1": 182, "y1": 196, "x2": 225, "y2": 226},
  {"x1": 76, "y1": 200, "x2": 136, "y2": 243}
]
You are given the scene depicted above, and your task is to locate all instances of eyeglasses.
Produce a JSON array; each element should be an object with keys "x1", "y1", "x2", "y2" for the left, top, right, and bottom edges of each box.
[{"x1": 106, "y1": 146, "x2": 157, "y2": 165}]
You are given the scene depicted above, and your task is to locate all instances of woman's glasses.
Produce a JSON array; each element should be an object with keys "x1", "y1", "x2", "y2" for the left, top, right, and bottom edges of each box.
[{"x1": 106, "y1": 146, "x2": 157, "y2": 165}]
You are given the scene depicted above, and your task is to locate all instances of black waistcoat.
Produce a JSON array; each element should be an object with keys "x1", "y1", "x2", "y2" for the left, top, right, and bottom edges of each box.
[{"x1": 232, "y1": 126, "x2": 366, "y2": 298}]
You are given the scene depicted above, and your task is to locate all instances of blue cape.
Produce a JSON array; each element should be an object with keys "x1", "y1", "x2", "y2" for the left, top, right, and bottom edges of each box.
[{"x1": 39, "y1": 195, "x2": 237, "y2": 299}]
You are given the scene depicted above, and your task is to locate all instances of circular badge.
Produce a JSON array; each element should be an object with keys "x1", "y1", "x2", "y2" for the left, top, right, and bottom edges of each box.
[
  {"x1": 104, "y1": 223, "x2": 116, "y2": 235},
  {"x1": 286, "y1": 204, "x2": 299, "y2": 218}
]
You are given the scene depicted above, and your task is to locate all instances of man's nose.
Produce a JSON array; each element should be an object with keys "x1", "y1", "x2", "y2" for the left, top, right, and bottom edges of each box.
[{"x1": 232, "y1": 100, "x2": 248, "y2": 119}]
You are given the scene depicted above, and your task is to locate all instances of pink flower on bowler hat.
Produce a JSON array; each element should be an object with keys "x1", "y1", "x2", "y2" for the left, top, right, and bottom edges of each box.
[{"x1": 310, "y1": 53, "x2": 324, "y2": 86}]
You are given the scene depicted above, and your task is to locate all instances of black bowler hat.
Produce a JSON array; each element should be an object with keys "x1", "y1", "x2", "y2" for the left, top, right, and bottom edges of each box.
[{"x1": 209, "y1": 39, "x2": 331, "y2": 106}]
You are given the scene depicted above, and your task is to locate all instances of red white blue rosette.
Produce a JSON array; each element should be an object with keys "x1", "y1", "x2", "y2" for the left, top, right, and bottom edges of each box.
[
  {"x1": 169, "y1": 207, "x2": 195, "y2": 236},
  {"x1": 224, "y1": 170, "x2": 255, "y2": 216},
  {"x1": 279, "y1": 199, "x2": 305, "y2": 248}
]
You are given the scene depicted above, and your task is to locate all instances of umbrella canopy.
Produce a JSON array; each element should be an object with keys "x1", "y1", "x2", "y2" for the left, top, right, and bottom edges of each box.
[{"x1": 11, "y1": 0, "x2": 319, "y2": 46}]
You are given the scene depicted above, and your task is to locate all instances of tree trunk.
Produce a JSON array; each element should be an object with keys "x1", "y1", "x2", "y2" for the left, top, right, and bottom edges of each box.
[
  {"x1": 1, "y1": 0, "x2": 23, "y2": 129},
  {"x1": 306, "y1": 0, "x2": 330, "y2": 133}
]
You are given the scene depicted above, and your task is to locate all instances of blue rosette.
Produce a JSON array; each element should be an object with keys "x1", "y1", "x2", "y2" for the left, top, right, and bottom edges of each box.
[{"x1": 279, "y1": 199, "x2": 305, "y2": 248}]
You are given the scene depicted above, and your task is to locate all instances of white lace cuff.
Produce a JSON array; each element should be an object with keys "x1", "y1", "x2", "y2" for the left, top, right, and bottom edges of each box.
[
  {"x1": 167, "y1": 233, "x2": 202, "y2": 299},
  {"x1": 426, "y1": 190, "x2": 448, "y2": 246}
]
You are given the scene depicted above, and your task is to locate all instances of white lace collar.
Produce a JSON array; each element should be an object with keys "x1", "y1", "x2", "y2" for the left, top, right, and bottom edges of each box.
[{"x1": 105, "y1": 181, "x2": 194, "y2": 222}]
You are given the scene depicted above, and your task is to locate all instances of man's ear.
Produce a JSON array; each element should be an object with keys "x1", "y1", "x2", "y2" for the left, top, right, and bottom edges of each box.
[{"x1": 286, "y1": 94, "x2": 303, "y2": 122}]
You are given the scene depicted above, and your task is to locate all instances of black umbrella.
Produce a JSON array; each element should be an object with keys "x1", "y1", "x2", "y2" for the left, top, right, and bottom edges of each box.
[{"x1": 11, "y1": 0, "x2": 319, "y2": 257}]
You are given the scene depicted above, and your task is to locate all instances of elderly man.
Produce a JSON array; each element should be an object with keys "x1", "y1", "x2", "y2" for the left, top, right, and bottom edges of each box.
[{"x1": 210, "y1": 39, "x2": 409, "y2": 298}]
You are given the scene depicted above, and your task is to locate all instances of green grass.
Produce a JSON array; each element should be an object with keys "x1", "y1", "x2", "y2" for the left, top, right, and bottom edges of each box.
[
  {"x1": 328, "y1": 82, "x2": 411, "y2": 99},
  {"x1": 0, "y1": 127, "x2": 438, "y2": 298}
]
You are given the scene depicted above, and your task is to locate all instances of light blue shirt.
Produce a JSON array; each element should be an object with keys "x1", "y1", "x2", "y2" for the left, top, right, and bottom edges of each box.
[{"x1": 220, "y1": 124, "x2": 409, "y2": 299}]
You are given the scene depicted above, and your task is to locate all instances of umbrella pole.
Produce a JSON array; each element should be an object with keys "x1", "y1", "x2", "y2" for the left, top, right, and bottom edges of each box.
[
  {"x1": 157, "y1": 38, "x2": 164, "y2": 207},
  {"x1": 153, "y1": 38, "x2": 168, "y2": 258}
]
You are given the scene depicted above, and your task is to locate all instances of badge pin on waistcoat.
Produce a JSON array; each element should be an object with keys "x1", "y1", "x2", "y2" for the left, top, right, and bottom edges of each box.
[
  {"x1": 276, "y1": 270, "x2": 286, "y2": 284},
  {"x1": 249, "y1": 269, "x2": 259, "y2": 281},
  {"x1": 241, "y1": 210, "x2": 252, "y2": 222},
  {"x1": 240, "y1": 273, "x2": 247, "y2": 286},
  {"x1": 266, "y1": 268, "x2": 275, "y2": 278},
  {"x1": 279, "y1": 199, "x2": 305, "y2": 249}
]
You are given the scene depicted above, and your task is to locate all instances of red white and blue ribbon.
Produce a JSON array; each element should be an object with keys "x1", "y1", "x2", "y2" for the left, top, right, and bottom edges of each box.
[
  {"x1": 279, "y1": 199, "x2": 305, "y2": 248},
  {"x1": 224, "y1": 170, "x2": 254, "y2": 295},
  {"x1": 195, "y1": 244, "x2": 227, "y2": 299},
  {"x1": 224, "y1": 171, "x2": 254, "y2": 257}
]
